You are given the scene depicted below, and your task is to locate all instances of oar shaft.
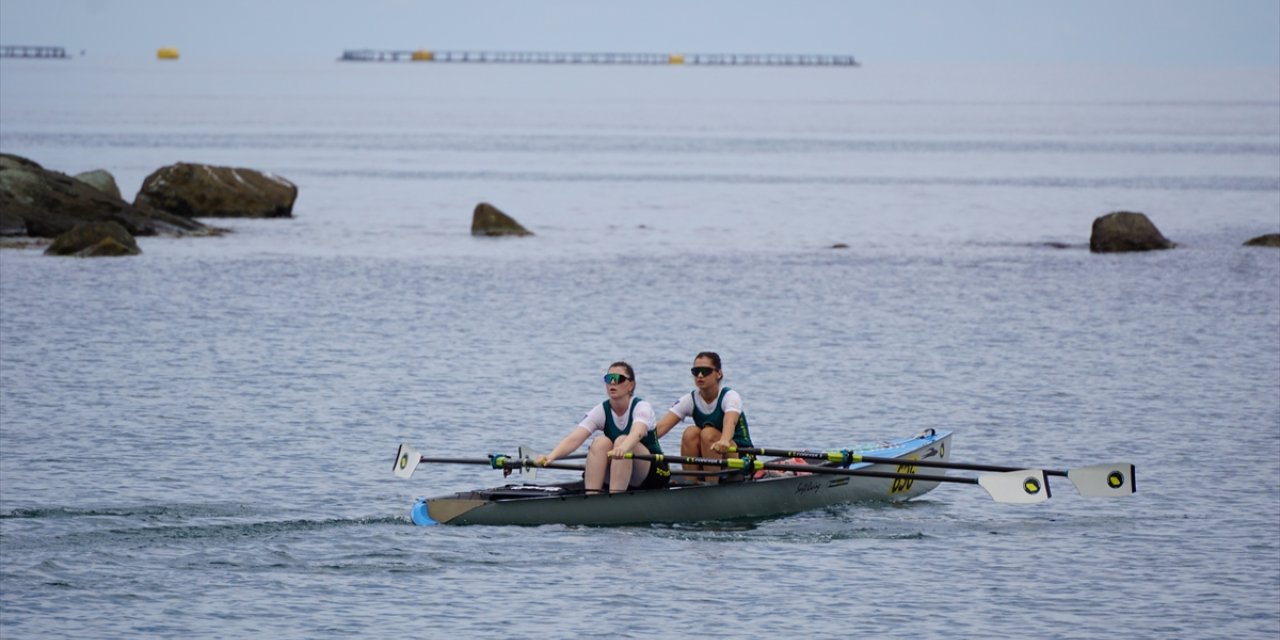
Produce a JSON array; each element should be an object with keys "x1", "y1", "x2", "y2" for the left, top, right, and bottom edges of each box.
[
  {"x1": 418, "y1": 456, "x2": 584, "y2": 472},
  {"x1": 418, "y1": 455, "x2": 724, "y2": 476},
  {"x1": 800, "y1": 465, "x2": 979, "y2": 486},
  {"x1": 734, "y1": 447, "x2": 1070, "y2": 477},
  {"x1": 624, "y1": 452, "x2": 979, "y2": 487},
  {"x1": 421, "y1": 457, "x2": 501, "y2": 465}
]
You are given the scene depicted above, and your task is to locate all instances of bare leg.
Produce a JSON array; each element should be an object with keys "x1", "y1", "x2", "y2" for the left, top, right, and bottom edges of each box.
[
  {"x1": 618, "y1": 440, "x2": 652, "y2": 491},
  {"x1": 681, "y1": 425, "x2": 703, "y2": 481},
  {"x1": 584, "y1": 436, "x2": 612, "y2": 493},
  {"x1": 700, "y1": 427, "x2": 725, "y2": 485}
]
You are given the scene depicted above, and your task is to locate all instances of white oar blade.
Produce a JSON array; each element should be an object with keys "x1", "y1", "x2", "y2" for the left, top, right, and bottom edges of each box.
[
  {"x1": 519, "y1": 445, "x2": 538, "y2": 481},
  {"x1": 393, "y1": 443, "x2": 421, "y2": 480},
  {"x1": 977, "y1": 469, "x2": 1051, "y2": 504},
  {"x1": 1067, "y1": 463, "x2": 1136, "y2": 497}
]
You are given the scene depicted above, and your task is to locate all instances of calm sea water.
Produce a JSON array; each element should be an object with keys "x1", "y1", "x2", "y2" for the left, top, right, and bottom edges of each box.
[{"x1": 1, "y1": 57, "x2": 1278, "y2": 638}]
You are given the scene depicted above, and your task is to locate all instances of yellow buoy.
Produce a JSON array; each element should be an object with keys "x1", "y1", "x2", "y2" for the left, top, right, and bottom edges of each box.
[
  {"x1": 156, "y1": 47, "x2": 180, "y2": 60},
  {"x1": 668, "y1": 53, "x2": 684, "y2": 65},
  {"x1": 411, "y1": 49, "x2": 433, "y2": 61}
]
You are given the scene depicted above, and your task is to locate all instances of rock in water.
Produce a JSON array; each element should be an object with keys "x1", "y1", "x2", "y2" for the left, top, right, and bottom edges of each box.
[
  {"x1": 44, "y1": 221, "x2": 141, "y2": 257},
  {"x1": 136, "y1": 162, "x2": 297, "y2": 218},
  {"x1": 1089, "y1": 211, "x2": 1175, "y2": 253},
  {"x1": 73, "y1": 169, "x2": 123, "y2": 199},
  {"x1": 0, "y1": 209, "x2": 27, "y2": 236},
  {"x1": 471, "y1": 202, "x2": 533, "y2": 237},
  {"x1": 1243, "y1": 233, "x2": 1280, "y2": 248},
  {"x1": 0, "y1": 153, "x2": 208, "y2": 237}
]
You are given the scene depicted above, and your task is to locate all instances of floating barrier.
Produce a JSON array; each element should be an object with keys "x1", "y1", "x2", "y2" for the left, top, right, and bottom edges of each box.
[
  {"x1": 339, "y1": 49, "x2": 858, "y2": 67},
  {"x1": 0, "y1": 45, "x2": 68, "y2": 59},
  {"x1": 156, "y1": 47, "x2": 180, "y2": 60}
]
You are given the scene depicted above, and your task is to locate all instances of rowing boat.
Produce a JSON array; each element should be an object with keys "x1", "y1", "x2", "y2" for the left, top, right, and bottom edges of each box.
[{"x1": 406, "y1": 429, "x2": 954, "y2": 526}]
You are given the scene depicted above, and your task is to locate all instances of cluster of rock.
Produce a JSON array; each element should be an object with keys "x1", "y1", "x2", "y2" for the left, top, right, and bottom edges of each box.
[
  {"x1": 3, "y1": 153, "x2": 1273, "y2": 256},
  {"x1": 0, "y1": 153, "x2": 297, "y2": 257},
  {"x1": 1088, "y1": 211, "x2": 1278, "y2": 252},
  {"x1": 840, "y1": 211, "x2": 1278, "y2": 252},
  {"x1": 0, "y1": 153, "x2": 539, "y2": 257}
]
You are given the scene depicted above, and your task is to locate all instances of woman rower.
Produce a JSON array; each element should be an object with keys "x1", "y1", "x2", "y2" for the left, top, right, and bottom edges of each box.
[
  {"x1": 536, "y1": 361, "x2": 671, "y2": 494},
  {"x1": 654, "y1": 351, "x2": 753, "y2": 484}
]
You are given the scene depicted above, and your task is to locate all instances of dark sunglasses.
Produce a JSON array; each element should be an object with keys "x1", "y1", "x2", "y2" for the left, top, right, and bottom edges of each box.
[
  {"x1": 690, "y1": 367, "x2": 717, "y2": 378},
  {"x1": 603, "y1": 373, "x2": 631, "y2": 384}
]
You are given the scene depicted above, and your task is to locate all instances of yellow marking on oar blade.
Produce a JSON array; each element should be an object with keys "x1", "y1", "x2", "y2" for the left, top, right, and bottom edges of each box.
[
  {"x1": 392, "y1": 444, "x2": 421, "y2": 479},
  {"x1": 977, "y1": 469, "x2": 1050, "y2": 504},
  {"x1": 1067, "y1": 463, "x2": 1136, "y2": 497}
]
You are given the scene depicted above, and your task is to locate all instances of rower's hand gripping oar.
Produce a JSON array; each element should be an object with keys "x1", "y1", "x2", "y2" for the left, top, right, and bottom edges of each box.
[
  {"x1": 393, "y1": 443, "x2": 585, "y2": 480},
  {"x1": 728, "y1": 446, "x2": 1136, "y2": 498},
  {"x1": 620, "y1": 451, "x2": 1050, "y2": 504}
]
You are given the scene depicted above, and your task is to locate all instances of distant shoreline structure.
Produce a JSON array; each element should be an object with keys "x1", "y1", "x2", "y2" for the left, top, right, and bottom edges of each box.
[
  {"x1": 0, "y1": 45, "x2": 68, "y2": 59},
  {"x1": 338, "y1": 49, "x2": 859, "y2": 67}
]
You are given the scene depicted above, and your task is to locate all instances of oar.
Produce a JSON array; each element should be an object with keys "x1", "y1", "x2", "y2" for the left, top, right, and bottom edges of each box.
[
  {"x1": 393, "y1": 444, "x2": 728, "y2": 481},
  {"x1": 728, "y1": 445, "x2": 1135, "y2": 498},
  {"x1": 518, "y1": 445, "x2": 589, "y2": 481},
  {"x1": 621, "y1": 451, "x2": 1050, "y2": 504},
  {"x1": 393, "y1": 443, "x2": 584, "y2": 480},
  {"x1": 519, "y1": 446, "x2": 587, "y2": 461}
]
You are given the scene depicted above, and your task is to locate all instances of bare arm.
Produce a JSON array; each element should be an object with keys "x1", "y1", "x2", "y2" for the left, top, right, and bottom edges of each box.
[
  {"x1": 610, "y1": 421, "x2": 649, "y2": 457},
  {"x1": 537, "y1": 426, "x2": 590, "y2": 466},
  {"x1": 653, "y1": 411, "x2": 681, "y2": 439},
  {"x1": 711, "y1": 411, "x2": 741, "y2": 453}
]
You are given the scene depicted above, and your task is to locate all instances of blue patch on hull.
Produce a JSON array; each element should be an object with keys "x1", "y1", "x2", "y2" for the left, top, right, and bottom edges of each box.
[{"x1": 410, "y1": 497, "x2": 437, "y2": 526}]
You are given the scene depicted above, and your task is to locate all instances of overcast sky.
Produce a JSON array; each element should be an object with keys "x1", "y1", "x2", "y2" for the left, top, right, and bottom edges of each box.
[{"x1": 1, "y1": 0, "x2": 1278, "y2": 66}]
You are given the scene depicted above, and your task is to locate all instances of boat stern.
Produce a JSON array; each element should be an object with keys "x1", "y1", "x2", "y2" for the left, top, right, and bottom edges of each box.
[{"x1": 865, "y1": 428, "x2": 953, "y2": 502}]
